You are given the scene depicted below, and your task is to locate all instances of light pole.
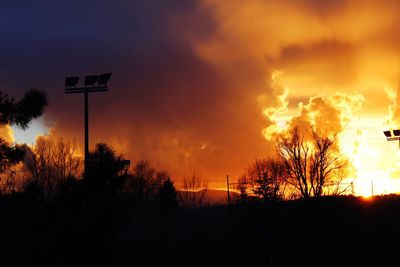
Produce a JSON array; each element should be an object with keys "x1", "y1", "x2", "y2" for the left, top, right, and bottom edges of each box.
[{"x1": 65, "y1": 73, "x2": 112, "y2": 178}]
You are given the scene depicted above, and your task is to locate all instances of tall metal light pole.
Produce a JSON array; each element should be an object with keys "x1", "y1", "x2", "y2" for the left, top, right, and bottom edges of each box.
[{"x1": 65, "y1": 73, "x2": 112, "y2": 178}]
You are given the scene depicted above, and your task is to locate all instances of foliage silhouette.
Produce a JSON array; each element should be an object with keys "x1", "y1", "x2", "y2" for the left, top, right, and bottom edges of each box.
[
  {"x1": 0, "y1": 89, "x2": 47, "y2": 129},
  {"x1": 243, "y1": 158, "x2": 286, "y2": 203},
  {"x1": 124, "y1": 160, "x2": 175, "y2": 207},
  {"x1": 0, "y1": 89, "x2": 47, "y2": 187},
  {"x1": 85, "y1": 143, "x2": 128, "y2": 192},
  {"x1": 156, "y1": 177, "x2": 179, "y2": 211},
  {"x1": 0, "y1": 139, "x2": 24, "y2": 174}
]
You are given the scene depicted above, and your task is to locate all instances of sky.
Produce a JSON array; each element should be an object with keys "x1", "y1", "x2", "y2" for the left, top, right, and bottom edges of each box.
[{"x1": 1, "y1": 0, "x2": 400, "y2": 194}]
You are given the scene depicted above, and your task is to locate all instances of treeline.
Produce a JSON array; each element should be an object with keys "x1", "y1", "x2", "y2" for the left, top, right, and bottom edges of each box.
[
  {"x1": 0, "y1": 89, "x2": 209, "y2": 211},
  {"x1": 0, "y1": 89, "x2": 353, "y2": 209},
  {"x1": 1, "y1": 135, "x2": 216, "y2": 211},
  {"x1": 1, "y1": 140, "x2": 179, "y2": 209}
]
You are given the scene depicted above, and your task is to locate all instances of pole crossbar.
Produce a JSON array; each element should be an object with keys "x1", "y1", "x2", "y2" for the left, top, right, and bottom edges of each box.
[{"x1": 65, "y1": 87, "x2": 108, "y2": 94}]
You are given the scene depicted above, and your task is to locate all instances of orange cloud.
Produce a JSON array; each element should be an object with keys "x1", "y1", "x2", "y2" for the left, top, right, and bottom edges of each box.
[{"x1": 0, "y1": 125, "x2": 15, "y2": 144}]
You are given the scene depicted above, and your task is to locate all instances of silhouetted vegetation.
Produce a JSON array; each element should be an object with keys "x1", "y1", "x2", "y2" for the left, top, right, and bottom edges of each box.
[
  {"x1": 236, "y1": 158, "x2": 286, "y2": 204},
  {"x1": 0, "y1": 90, "x2": 397, "y2": 266},
  {"x1": 276, "y1": 127, "x2": 348, "y2": 198},
  {"x1": 0, "y1": 89, "x2": 47, "y2": 177},
  {"x1": 85, "y1": 142, "x2": 128, "y2": 192},
  {"x1": 179, "y1": 173, "x2": 209, "y2": 209},
  {"x1": 0, "y1": 89, "x2": 47, "y2": 128},
  {"x1": 23, "y1": 137, "x2": 80, "y2": 199}
]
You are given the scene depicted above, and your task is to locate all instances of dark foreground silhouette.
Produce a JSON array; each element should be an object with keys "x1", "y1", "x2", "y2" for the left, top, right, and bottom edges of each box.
[{"x1": 0, "y1": 191, "x2": 399, "y2": 267}]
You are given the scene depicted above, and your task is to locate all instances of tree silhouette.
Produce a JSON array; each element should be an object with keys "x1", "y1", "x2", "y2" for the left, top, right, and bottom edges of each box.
[
  {"x1": 0, "y1": 139, "x2": 24, "y2": 174},
  {"x1": 0, "y1": 89, "x2": 47, "y2": 179},
  {"x1": 157, "y1": 177, "x2": 178, "y2": 210},
  {"x1": 124, "y1": 160, "x2": 171, "y2": 205},
  {"x1": 277, "y1": 127, "x2": 348, "y2": 198},
  {"x1": 86, "y1": 143, "x2": 128, "y2": 192},
  {"x1": 23, "y1": 137, "x2": 80, "y2": 198},
  {"x1": 179, "y1": 173, "x2": 208, "y2": 209},
  {"x1": 240, "y1": 158, "x2": 286, "y2": 203},
  {"x1": 0, "y1": 89, "x2": 47, "y2": 129}
]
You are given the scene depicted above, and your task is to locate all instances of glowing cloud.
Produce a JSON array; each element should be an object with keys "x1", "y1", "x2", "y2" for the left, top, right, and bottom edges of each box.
[{"x1": 0, "y1": 125, "x2": 15, "y2": 144}]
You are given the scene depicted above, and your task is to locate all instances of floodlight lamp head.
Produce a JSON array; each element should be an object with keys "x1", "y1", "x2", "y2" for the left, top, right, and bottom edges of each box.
[
  {"x1": 98, "y1": 73, "x2": 112, "y2": 87},
  {"x1": 65, "y1": 77, "x2": 79, "y2": 87},
  {"x1": 384, "y1": 130, "x2": 392, "y2": 138},
  {"x1": 84, "y1": 75, "x2": 98, "y2": 87},
  {"x1": 393, "y1": 129, "x2": 400, "y2": 137}
]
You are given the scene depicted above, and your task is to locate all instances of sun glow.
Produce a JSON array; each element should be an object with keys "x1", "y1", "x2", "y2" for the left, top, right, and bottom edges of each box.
[
  {"x1": 258, "y1": 67, "x2": 400, "y2": 198},
  {"x1": 338, "y1": 117, "x2": 400, "y2": 196}
]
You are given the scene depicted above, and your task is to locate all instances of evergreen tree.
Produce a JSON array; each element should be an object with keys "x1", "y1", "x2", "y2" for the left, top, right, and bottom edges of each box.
[
  {"x1": 157, "y1": 177, "x2": 178, "y2": 210},
  {"x1": 86, "y1": 143, "x2": 128, "y2": 192},
  {"x1": 0, "y1": 89, "x2": 47, "y2": 173}
]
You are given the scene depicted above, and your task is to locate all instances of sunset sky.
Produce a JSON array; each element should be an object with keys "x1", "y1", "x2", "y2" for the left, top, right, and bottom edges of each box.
[{"x1": 2, "y1": 0, "x2": 400, "y2": 194}]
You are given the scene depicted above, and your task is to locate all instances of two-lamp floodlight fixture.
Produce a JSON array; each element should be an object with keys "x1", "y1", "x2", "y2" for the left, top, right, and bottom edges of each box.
[
  {"x1": 65, "y1": 73, "x2": 112, "y2": 94},
  {"x1": 383, "y1": 129, "x2": 400, "y2": 148},
  {"x1": 383, "y1": 129, "x2": 400, "y2": 138}
]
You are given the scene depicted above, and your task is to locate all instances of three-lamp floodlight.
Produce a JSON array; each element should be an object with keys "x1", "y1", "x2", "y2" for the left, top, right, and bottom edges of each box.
[
  {"x1": 65, "y1": 77, "x2": 79, "y2": 88},
  {"x1": 84, "y1": 75, "x2": 98, "y2": 87},
  {"x1": 65, "y1": 73, "x2": 111, "y2": 94},
  {"x1": 98, "y1": 73, "x2": 112, "y2": 87},
  {"x1": 384, "y1": 130, "x2": 392, "y2": 138}
]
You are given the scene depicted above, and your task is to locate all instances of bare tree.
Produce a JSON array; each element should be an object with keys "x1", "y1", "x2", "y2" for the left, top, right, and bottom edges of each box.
[
  {"x1": 179, "y1": 173, "x2": 208, "y2": 209},
  {"x1": 24, "y1": 137, "x2": 80, "y2": 197},
  {"x1": 248, "y1": 158, "x2": 286, "y2": 202},
  {"x1": 234, "y1": 158, "x2": 286, "y2": 203},
  {"x1": 54, "y1": 138, "x2": 80, "y2": 182},
  {"x1": 309, "y1": 131, "x2": 348, "y2": 196},
  {"x1": 276, "y1": 127, "x2": 348, "y2": 199}
]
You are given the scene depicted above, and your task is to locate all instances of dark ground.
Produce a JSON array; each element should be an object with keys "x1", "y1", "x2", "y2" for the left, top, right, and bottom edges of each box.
[{"x1": 0, "y1": 193, "x2": 399, "y2": 266}]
